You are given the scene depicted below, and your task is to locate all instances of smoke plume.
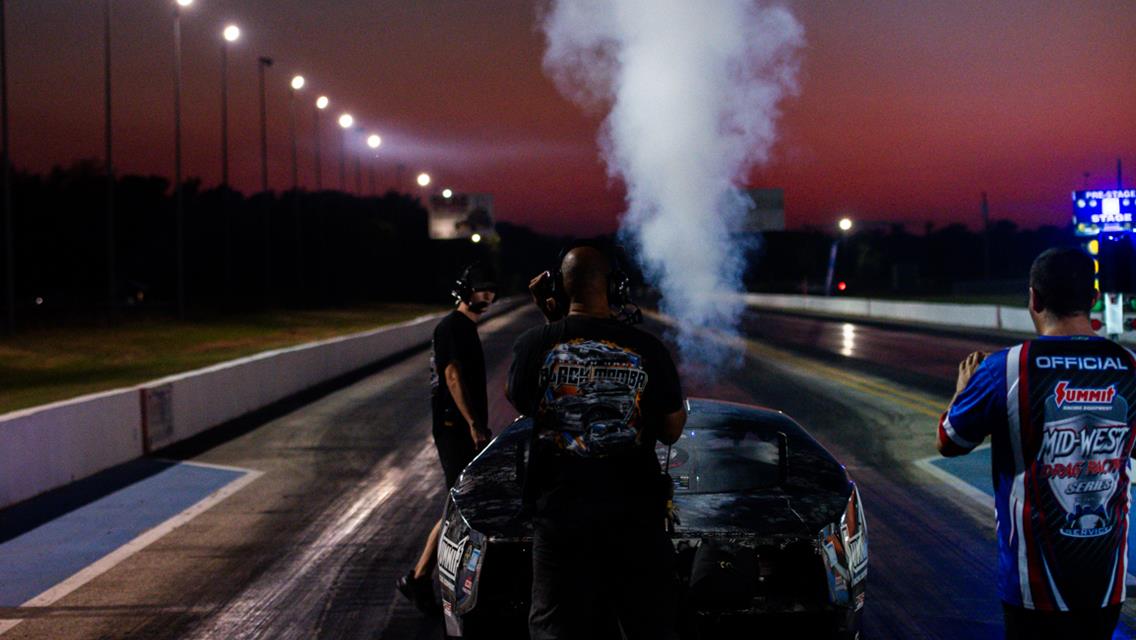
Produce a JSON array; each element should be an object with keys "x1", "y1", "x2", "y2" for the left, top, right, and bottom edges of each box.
[{"x1": 540, "y1": 0, "x2": 804, "y2": 368}]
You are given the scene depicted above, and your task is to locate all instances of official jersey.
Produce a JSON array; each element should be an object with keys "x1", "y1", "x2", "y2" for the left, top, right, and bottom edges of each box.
[{"x1": 940, "y1": 336, "x2": 1136, "y2": 610}]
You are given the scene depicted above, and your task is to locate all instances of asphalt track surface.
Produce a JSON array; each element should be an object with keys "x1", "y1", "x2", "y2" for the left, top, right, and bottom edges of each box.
[{"x1": 2, "y1": 305, "x2": 1136, "y2": 639}]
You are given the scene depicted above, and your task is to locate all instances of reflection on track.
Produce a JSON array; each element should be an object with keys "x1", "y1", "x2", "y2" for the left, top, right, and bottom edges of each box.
[{"x1": 741, "y1": 309, "x2": 1017, "y2": 389}]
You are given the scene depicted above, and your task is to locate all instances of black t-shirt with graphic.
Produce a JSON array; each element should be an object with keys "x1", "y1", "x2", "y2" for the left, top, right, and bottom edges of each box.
[
  {"x1": 431, "y1": 311, "x2": 487, "y2": 438},
  {"x1": 507, "y1": 315, "x2": 684, "y2": 527}
]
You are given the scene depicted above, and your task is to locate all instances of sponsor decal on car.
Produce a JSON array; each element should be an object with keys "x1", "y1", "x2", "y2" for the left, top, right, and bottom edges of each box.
[{"x1": 439, "y1": 528, "x2": 469, "y2": 583}]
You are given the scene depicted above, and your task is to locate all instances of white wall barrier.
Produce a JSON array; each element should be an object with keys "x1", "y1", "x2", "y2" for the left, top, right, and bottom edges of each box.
[
  {"x1": 141, "y1": 314, "x2": 439, "y2": 451},
  {"x1": 1, "y1": 311, "x2": 452, "y2": 510},
  {"x1": 745, "y1": 292, "x2": 1135, "y2": 342},
  {"x1": 0, "y1": 388, "x2": 142, "y2": 508}
]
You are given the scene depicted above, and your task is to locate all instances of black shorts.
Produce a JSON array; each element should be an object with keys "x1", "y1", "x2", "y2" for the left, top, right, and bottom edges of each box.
[
  {"x1": 1002, "y1": 602, "x2": 1120, "y2": 640},
  {"x1": 432, "y1": 407, "x2": 475, "y2": 489}
]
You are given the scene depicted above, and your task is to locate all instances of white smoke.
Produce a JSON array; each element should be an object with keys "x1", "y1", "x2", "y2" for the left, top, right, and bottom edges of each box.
[{"x1": 540, "y1": 0, "x2": 804, "y2": 368}]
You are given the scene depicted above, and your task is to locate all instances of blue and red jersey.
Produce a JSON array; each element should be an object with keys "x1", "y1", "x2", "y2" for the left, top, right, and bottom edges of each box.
[{"x1": 941, "y1": 336, "x2": 1136, "y2": 611}]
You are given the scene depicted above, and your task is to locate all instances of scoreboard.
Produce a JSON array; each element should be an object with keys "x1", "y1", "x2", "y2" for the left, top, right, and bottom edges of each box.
[{"x1": 1073, "y1": 189, "x2": 1136, "y2": 237}]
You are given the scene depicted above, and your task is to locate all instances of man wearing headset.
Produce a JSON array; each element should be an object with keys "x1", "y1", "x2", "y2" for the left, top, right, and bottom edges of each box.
[
  {"x1": 398, "y1": 262, "x2": 497, "y2": 614},
  {"x1": 507, "y1": 245, "x2": 686, "y2": 639}
]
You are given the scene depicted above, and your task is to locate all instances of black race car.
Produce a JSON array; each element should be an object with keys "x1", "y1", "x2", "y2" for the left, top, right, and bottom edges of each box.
[{"x1": 437, "y1": 398, "x2": 868, "y2": 639}]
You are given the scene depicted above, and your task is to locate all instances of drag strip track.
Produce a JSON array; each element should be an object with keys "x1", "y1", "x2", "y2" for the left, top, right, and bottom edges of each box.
[
  {"x1": 1, "y1": 309, "x2": 534, "y2": 640},
  {"x1": 5, "y1": 304, "x2": 1136, "y2": 639}
]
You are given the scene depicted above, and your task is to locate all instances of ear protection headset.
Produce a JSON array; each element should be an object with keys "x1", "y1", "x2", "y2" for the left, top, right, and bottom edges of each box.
[
  {"x1": 452, "y1": 262, "x2": 496, "y2": 305},
  {"x1": 548, "y1": 242, "x2": 638, "y2": 323}
]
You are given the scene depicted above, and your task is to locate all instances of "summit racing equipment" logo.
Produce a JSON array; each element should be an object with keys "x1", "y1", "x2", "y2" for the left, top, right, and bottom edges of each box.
[{"x1": 1054, "y1": 381, "x2": 1117, "y2": 408}]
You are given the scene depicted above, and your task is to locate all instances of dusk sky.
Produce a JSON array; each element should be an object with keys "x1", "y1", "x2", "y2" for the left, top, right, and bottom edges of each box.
[{"x1": 7, "y1": 1, "x2": 1136, "y2": 235}]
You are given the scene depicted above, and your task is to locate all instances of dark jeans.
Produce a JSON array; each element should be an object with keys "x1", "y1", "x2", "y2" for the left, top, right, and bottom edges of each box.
[
  {"x1": 1002, "y1": 602, "x2": 1120, "y2": 640},
  {"x1": 433, "y1": 407, "x2": 474, "y2": 489},
  {"x1": 529, "y1": 520, "x2": 676, "y2": 640}
]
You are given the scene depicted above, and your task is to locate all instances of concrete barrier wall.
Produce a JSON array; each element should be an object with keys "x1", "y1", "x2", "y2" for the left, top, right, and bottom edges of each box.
[
  {"x1": 0, "y1": 298, "x2": 529, "y2": 510},
  {"x1": 0, "y1": 389, "x2": 142, "y2": 508},
  {"x1": 745, "y1": 293, "x2": 1136, "y2": 342},
  {"x1": 867, "y1": 300, "x2": 1000, "y2": 329},
  {"x1": 143, "y1": 314, "x2": 439, "y2": 451},
  {"x1": 0, "y1": 311, "x2": 449, "y2": 509}
]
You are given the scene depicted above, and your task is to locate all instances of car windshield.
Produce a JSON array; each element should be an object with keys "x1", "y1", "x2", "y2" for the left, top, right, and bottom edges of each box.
[{"x1": 655, "y1": 418, "x2": 783, "y2": 494}]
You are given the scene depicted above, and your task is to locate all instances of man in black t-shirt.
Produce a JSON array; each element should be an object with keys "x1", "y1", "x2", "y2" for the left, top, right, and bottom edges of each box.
[
  {"x1": 397, "y1": 263, "x2": 496, "y2": 615},
  {"x1": 507, "y1": 246, "x2": 686, "y2": 640}
]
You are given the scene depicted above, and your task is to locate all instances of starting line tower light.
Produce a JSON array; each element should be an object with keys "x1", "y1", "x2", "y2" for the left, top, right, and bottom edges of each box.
[{"x1": 1073, "y1": 188, "x2": 1136, "y2": 336}]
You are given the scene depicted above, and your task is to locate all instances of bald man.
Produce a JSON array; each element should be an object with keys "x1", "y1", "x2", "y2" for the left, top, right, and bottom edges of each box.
[{"x1": 507, "y1": 245, "x2": 686, "y2": 639}]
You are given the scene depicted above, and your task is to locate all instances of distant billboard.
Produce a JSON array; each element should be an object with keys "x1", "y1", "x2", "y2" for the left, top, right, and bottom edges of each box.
[
  {"x1": 427, "y1": 193, "x2": 496, "y2": 240},
  {"x1": 1073, "y1": 189, "x2": 1136, "y2": 237}
]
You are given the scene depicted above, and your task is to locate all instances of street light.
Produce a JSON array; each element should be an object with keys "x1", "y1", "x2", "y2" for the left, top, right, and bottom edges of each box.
[
  {"x1": 1, "y1": 0, "x2": 10, "y2": 331},
  {"x1": 471, "y1": 233, "x2": 482, "y2": 244},
  {"x1": 256, "y1": 56, "x2": 274, "y2": 192},
  {"x1": 826, "y1": 217, "x2": 854, "y2": 296},
  {"x1": 220, "y1": 24, "x2": 239, "y2": 186},
  {"x1": 103, "y1": 0, "x2": 116, "y2": 318},
  {"x1": 288, "y1": 75, "x2": 304, "y2": 191},
  {"x1": 337, "y1": 113, "x2": 352, "y2": 191},
  {"x1": 173, "y1": 0, "x2": 193, "y2": 319},
  {"x1": 442, "y1": 188, "x2": 453, "y2": 199},
  {"x1": 417, "y1": 172, "x2": 431, "y2": 188},
  {"x1": 365, "y1": 134, "x2": 381, "y2": 194},
  {"x1": 313, "y1": 96, "x2": 328, "y2": 190}
]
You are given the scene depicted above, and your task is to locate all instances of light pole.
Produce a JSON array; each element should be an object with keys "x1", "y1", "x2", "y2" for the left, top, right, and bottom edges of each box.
[
  {"x1": 288, "y1": 75, "x2": 304, "y2": 191},
  {"x1": 337, "y1": 113, "x2": 353, "y2": 191},
  {"x1": 367, "y1": 134, "x2": 381, "y2": 196},
  {"x1": 257, "y1": 55, "x2": 273, "y2": 193},
  {"x1": 417, "y1": 172, "x2": 431, "y2": 188},
  {"x1": 353, "y1": 126, "x2": 364, "y2": 195},
  {"x1": 173, "y1": 0, "x2": 192, "y2": 320},
  {"x1": 314, "y1": 96, "x2": 328, "y2": 190},
  {"x1": 220, "y1": 24, "x2": 239, "y2": 187},
  {"x1": 825, "y1": 217, "x2": 853, "y2": 296},
  {"x1": 104, "y1": 0, "x2": 115, "y2": 317},
  {"x1": 2, "y1": 0, "x2": 12, "y2": 332}
]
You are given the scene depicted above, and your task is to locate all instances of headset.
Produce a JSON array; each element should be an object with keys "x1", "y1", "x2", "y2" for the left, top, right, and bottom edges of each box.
[
  {"x1": 546, "y1": 242, "x2": 641, "y2": 325},
  {"x1": 452, "y1": 262, "x2": 497, "y2": 306}
]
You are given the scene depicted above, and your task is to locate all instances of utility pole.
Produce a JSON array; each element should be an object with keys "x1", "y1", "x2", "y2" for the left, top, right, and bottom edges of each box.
[
  {"x1": 1, "y1": 0, "x2": 12, "y2": 333},
  {"x1": 981, "y1": 192, "x2": 990, "y2": 281},
  {"x1": 104, "y1": 0, "x2": 116, "y2": 318},
  {"x1": 173, "y1": 3, "x2": 186, "y2": 319},
  {"x1": 257, "y1": 56, "x2": 273, "y2": 193}
]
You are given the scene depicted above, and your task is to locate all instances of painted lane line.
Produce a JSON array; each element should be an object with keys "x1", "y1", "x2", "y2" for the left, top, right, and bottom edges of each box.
[
  {"x1": 0, "y1": 463, "x2": 263, "y2": 637},
  {"x1": 913, "y1": 448, "x2": 995, "y2": 512}
]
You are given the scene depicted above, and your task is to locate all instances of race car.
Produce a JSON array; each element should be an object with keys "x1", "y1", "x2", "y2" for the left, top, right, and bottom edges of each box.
[{"x1": 437, "y1": 398, "x2": 868, "y2": 639}]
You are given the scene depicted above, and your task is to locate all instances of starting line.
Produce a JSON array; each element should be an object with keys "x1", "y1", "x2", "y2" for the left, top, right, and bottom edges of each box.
[
  {"x1": 916, "y1": 446, "x2": 1136, "y2": 587},
  {"x1": 0, "y1": 458, "x2": 261, "y2": 635}
]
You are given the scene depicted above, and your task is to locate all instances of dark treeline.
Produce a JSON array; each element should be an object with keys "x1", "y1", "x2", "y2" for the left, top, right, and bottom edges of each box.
[
  {"x1": 3, "y1": 160, "x2": 1081, "y2": 329},
  {"x1": 7, "y1": 161, "x2": 499, "y2": 326},
  {"x1": 747, "y1": 222, "x2": 1073, "y2": 297}
]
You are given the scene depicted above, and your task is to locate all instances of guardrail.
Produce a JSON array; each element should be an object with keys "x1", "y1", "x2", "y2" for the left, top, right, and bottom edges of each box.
[
  {"x1": 0, "y1": 300, "x2": 522, "y2": 510},
  {"x1": 743, "y1": 293, "x2": 1129, "y2": 340}
]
